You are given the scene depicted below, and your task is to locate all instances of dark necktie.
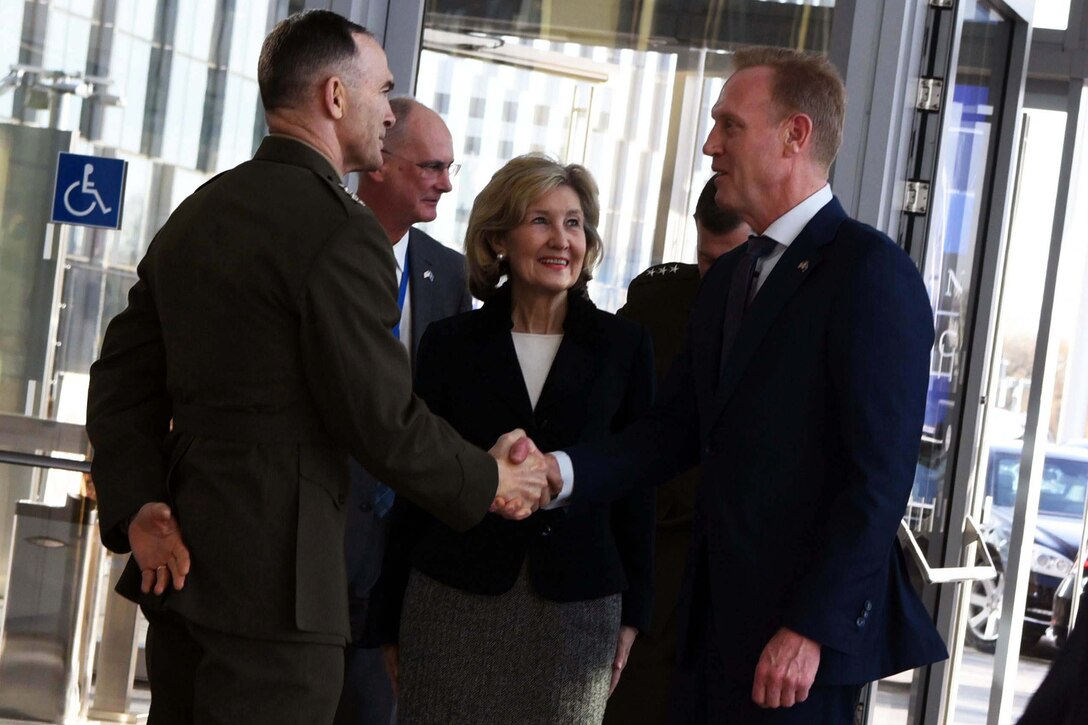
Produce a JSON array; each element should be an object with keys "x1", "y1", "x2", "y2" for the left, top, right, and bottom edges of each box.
[{"x1": 718, "y1": 235, "x2": 778, "y2": 385}]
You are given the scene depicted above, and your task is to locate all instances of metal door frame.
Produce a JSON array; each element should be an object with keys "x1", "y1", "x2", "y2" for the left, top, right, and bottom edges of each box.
[{"x1": 897, "y1": 2, "x2": 1035, "y2": 723}]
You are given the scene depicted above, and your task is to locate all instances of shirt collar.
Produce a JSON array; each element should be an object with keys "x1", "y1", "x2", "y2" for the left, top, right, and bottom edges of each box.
[
  {"x1": 762, "y1": 184, "x2": 833, "y2": 249},
  {"x1": 391, "y1": 230, "x2": 410, "y2": 272}
]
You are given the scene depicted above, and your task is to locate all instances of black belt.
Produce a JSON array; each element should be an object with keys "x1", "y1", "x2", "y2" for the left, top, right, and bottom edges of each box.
[{"x1": 171, "y1": 403, "x2": 325, "y2": 443}]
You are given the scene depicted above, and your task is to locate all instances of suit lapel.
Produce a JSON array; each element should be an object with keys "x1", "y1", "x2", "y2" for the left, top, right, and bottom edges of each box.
[
  {"x1": 472, "y1": 290, "x2": 602, "y2": 443},
  {"x1": 533, "y1": 328, "x2": 598, "y2": 444},
  {"x1": 475, "y1": 324, "x2": 537, "y2": 426},
  {"x1": 709, "y1": 198, "x2": 847, "y2": 427},
  {"x1": 471, "y1": 291, "x2": 537, "y2": 426}
]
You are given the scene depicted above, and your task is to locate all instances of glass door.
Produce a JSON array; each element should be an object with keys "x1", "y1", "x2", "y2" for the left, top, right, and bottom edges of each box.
[{"x1": 870, "y1": 1, "x2": 1038, "y2": 724}]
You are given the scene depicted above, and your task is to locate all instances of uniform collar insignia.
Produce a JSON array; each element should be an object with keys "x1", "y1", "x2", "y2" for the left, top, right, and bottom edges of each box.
[
  {"x1": 337, "y1": 182, "x2": 363, "y2": 205},
  {"x1": 647, "y1": 263, "x2": 682, "y2": 277}
]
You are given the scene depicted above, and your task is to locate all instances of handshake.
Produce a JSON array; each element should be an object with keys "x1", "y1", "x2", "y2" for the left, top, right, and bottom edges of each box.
[{"x1": 487, "y1": 429, "x2": 564, "y2": 519}]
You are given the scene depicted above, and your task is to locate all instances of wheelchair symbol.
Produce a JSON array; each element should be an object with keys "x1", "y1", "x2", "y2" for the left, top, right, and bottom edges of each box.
[{"x1": 63, "y1": 164, "x2": 113, "y2": 217}]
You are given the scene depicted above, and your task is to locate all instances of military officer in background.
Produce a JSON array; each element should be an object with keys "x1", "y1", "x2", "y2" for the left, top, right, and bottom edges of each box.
[{"x1": 605, "y1": 178, "x2": 749, "y2": 724}]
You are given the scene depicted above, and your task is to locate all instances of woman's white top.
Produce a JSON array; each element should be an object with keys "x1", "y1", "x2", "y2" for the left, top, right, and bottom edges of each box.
[{"x1": 510, "y1": 332, "x2": 564, "y2": 409}]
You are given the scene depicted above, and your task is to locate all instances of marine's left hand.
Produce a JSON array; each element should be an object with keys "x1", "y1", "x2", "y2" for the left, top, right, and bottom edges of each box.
[
  {"x1": 608, "y1": 625, "x2": 638, "y2": 696},
  {"x1": 752, "y1": 627, "x2": 821, "y2": 708}
]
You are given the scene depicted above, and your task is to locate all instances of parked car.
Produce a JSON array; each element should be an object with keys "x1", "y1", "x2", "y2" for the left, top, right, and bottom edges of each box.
[
  {"x1": 965, "y1": 442, "x2": 1087, "y2": 653},
  {"x1": 1051, "y1": 557, "x2": 1086, "y2": 648}
]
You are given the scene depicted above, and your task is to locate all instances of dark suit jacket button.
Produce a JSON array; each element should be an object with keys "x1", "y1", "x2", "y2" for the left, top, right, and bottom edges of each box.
[
  {"x1": 864, "y1": 600, "x2": 872, "y2": 612},
  {"x1": 539, "y1": 418, "x2": 550, "y2": 430},
  {"x1": 703, "y1": 445, "x2": 712, "y2": 455},
  {"x1": 856, "y1": 616, "x2": 866, "y2": 627},
  {"x1": 541, "y1": 525, "x2": 552, "y2": 537}
]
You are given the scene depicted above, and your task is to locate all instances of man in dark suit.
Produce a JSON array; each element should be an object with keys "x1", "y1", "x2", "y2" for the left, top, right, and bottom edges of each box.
[
  {"x1": 549, "y1": 47, "x2": 947, "y2": 724},
  {"x1": 86, "y1": 11, "x2": 547, "y2": 724},
  {"x1": 605, "y1": 178, "x2": 749, "y2": 724},
  {"x1": 334, "y1": 97, "x2": 470, "y2": 725}
]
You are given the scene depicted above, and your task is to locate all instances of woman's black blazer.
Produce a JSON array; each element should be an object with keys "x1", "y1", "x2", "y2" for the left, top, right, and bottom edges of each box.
[{"x1": 366, "y1": 285, "x2": 656, "y2": 644}]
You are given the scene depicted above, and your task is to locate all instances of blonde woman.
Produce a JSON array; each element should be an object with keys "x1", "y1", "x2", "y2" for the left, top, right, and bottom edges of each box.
[{"x1": 367, "y1": 154, "x2": 655, "y2": 723}]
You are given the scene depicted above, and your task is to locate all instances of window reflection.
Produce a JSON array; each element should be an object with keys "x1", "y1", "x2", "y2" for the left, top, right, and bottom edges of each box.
[
  {"x1": 0, "y1": 0, "x2": 279, "y2": 424},
  {"x1": 909, "y1": 2, "x2": 1010, "y2": 527},
  {"x1": 418, "y1": 1, "x2": 832, "y2": 309},
  {"x1": 425, "y1": 0, "x2": 833, "y2": 52}
]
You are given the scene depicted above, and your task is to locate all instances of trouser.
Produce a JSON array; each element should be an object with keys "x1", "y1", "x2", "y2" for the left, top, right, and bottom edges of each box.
[{"x1": 143, "y1": 608, "x2": 343, "y2": 725}]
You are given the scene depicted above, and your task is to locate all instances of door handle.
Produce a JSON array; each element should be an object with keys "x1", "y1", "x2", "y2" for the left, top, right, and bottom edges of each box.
[{"x1": 898, "y1": 515, "x2": 998, "y2": 584}]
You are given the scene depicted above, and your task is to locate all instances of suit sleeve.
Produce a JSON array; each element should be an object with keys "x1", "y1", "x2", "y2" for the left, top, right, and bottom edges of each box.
[
  {"x1": 299, "y1": 214, "x2": 495, "y2": 532},
  {"x1": 784, "y1": 240, "x2": 934, "y2": 654},
  {"x1": 86, "y1": 247, "x2": 173, "y2": 553},
  {"x1": 363, "y1": 322, "x2": 453, "y2": 645},
  {"x1": 567, "y1": 323, "x2": 701, "y2": 510},
  {"x1": 609, "y1": 325, "x2": 657, "y2": 631}
]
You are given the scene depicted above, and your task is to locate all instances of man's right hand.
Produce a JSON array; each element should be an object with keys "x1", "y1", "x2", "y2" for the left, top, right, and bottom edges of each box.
[
  {"x1": 489, "y1": 429, "x2": 549, "y2": 519},
  {"x1": 128, "y1": 502, "x2": 191, "y2": 595}
]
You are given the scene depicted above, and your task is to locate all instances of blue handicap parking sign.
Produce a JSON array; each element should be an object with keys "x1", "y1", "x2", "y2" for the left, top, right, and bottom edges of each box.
[{"x1": 51, "y1": 152, "x2": 128, "y2": 230}]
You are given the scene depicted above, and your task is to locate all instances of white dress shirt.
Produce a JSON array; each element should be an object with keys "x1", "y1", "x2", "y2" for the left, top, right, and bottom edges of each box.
[
  {"x1": 753, "y1": 183, "x2": 832, "y2": 295},
  {"x1": 391, "y1": 231, "x2": 412, "y2": 363},
  {"x1": 511, "y1": 332, "x2": 563, "y2": 409}
]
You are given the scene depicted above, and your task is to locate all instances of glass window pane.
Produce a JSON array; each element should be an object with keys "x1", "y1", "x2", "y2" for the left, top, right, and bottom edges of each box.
[
  {"x1": 951, "y1": 104, "x2": 1078, "y2": 725},
  {"x1": 100, "y1": 34, "x2": 154, "y2": 153},
  {"x1": 160, "y1": 56, "x2": 208, "y2": 168}
]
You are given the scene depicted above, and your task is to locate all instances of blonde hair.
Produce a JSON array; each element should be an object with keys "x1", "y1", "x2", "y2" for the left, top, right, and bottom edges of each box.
[
  {"x1": 465, "y1": 154, "x2": 603, "y2": 300},
  {"x1": 733, "y1": 46, "x2": 845, "y2": 170}
]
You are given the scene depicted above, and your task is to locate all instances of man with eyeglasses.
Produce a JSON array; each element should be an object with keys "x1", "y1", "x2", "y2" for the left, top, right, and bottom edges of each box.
[{"x1": 334, "y1": 96, "x2": 470, "y2": 725}]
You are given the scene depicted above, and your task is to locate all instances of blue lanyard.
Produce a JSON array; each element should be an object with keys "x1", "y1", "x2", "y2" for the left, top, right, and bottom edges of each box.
[{"x1": 392, "y1": 252, "x2": 410, "y2": 341}]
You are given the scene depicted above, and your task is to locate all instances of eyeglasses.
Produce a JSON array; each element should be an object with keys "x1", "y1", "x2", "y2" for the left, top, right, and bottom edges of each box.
[{"x1": 381, "y1": 149, "x2": 461, "y2": 178}]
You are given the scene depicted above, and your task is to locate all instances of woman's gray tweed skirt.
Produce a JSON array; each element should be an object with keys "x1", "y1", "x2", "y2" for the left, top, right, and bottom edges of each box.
[{"x1": 397, "y1": 567, "x2": 621, "y2": 724}]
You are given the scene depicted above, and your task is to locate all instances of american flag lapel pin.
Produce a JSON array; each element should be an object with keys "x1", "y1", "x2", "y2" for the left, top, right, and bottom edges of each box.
[
  {"x1": 423, "y1": 270, "x2": 435, "y2": 282},
  {"x1": 798, "y1": 260, "x2": 810, "y2": 273}
]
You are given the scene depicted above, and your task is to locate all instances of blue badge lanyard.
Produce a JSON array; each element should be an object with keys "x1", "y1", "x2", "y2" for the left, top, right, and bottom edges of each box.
[{"x1": 392, "y1": 252, "x2": 410, "y2": 341}]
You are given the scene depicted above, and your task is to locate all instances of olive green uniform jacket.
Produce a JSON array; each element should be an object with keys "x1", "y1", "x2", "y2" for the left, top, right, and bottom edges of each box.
[{"x1": 87, "y1": 136, "x2": 496, "y2": 644}]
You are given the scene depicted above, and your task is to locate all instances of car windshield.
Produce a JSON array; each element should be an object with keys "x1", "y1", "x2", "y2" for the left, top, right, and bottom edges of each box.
[{"x1": 991, "y1": 451, "x2": 1088, "y2": 516}]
